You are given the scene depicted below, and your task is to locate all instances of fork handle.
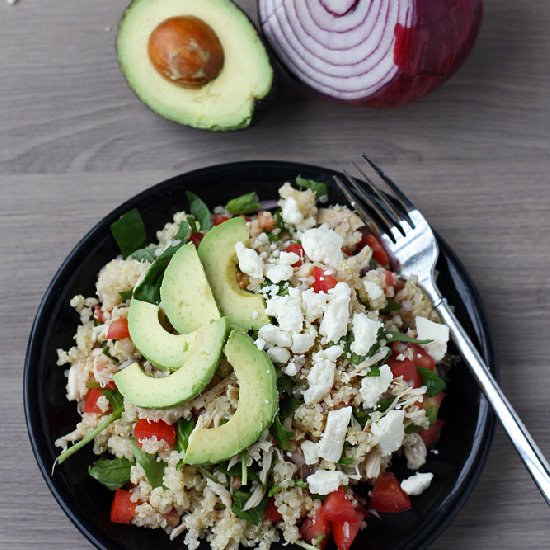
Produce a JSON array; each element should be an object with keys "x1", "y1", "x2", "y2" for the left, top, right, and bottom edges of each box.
[{"x1": 425, "y1": 284, "x2": 550, "y2": 506}]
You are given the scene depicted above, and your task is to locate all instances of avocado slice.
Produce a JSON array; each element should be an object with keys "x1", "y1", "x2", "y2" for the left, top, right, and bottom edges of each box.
[
  {"x1": 114, "y1": 317, "x2": 227, "y2": 409},
  {"x1": 198, "y1": 217, "x2": 269, "y2": 330},
  {"x1": 117, "y1": 0, "x2": 274, "y2": 131},
  {"x1": 184, "y1": 330, "x2": 278, "y2": 465},
  {"x1": 160, "y1": 242, "x2": 220, "y2": 334},
  {"x1": 128, "y1": 298, "x2": 196, "y2": 371}
]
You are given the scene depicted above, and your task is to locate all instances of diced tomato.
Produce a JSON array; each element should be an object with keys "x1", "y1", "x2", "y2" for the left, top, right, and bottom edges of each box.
[
  {"x1": 104, "y1": 380, "x2": 117, "y2": 391},
  {"x1": 389, "y1": 358, "x2": 422, "y2": 388},
  {"x1": 258, "y1": 211, "x2": 275, "y2": 232},
  {"x1": 236, "y1": 271, "x2": 250, "y2": 289},
  {"x1": 385, "y1": 269, "x2": 395, "y2": 289},
  {"x1": 84, "y1": 387, "x2": 109, "y2": 414},
  {"x1": 321, "y1": 487, "x2": 361, "y2": 524},
  {"x1": 370, "y1": 472, "x2": 411, "y2": 513},
  {"x1": 134, "y1": 419, "x2": 176, "y2": 449},
  {"x1": 93, "y1": 305, "x2": 105, "y2": 324},
  {"x1": 285, "y1": 243, "x2": 305, "y2": 267},
  {"x1": 110, "y1": 489, "x2": 136, "y2": 524},
  {"x1": 390, "y1": 342, "x2": 436, "y2": 371},
  {"x1": 189, "y1": 232, "x2": 204, "y2": 247},
  {"x1": 212, "y1": 214, "x2": 230, "y2": 226},
  {"x1": 421, "y1": 419, "x2": 446, "y2": 448},
  {"x1": 300, "y1": 513, "x2": 331, "y2": 549},
  {"x1": 265, "y1": 498, "x2": 283, "y2": 523},
  {"x1": 332, "y1": 517, "x2": 364, "y2": 550},
  {"x1": 357, "y1": 228, "x2": 390, "y2": 266},
  {"x1": 313, "y1": 266, "x2": 338, "y2": 293},
  {"x1": 107, "y1": 318, "x2": 129, "y2": 340}
]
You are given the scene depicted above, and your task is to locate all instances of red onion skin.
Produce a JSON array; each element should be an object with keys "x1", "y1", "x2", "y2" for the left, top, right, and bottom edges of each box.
[{"x1": 366, "y1": 0, "x2": 483, "y2": 107}]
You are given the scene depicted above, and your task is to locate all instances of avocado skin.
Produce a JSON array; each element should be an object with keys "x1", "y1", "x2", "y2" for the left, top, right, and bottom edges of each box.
[
  {"x1": 113, "y1": 318, "x2": 228, "y2": 409},
  {"x1": 116, "y1": 0, "x2": 275, "y2": 132},
  {"x1": 184, "y1": 330, "x2": 278, "y2": 465}
]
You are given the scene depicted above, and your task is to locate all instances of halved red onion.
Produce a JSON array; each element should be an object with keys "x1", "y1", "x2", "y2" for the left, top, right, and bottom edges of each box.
[{"x1": 259, "y1": 0, "x2": 483, "y2": 107}]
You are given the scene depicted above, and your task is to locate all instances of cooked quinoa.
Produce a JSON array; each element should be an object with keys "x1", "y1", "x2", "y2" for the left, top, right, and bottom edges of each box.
[{"x1": 56, "y1": 180, "x2": 451, "y2": 550}]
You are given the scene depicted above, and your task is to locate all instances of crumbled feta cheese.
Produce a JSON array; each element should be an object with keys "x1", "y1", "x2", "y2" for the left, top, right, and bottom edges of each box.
[
  {"x1": 301, "y1": 225, "x2": 344, "y2": 268},
  {"x1": 415, "y1": 316, "x2": 450, "y2": 362},
  {"x1": 301, "y1": 441, "x2": 320, "y2": 465},
  {"x1": 267, "y1": 347, "x2": 291, "y2": 364},
  {"x1": 235, "y1": 241, "x2": 263, "y2": 279},
  {"x1": 281, "y1": 197, "x2": 303, "y2": 226},
  {"x1": 319, "y1": 282, "x2": 351, "y2": 343},
  {"x1": 264, "y1": 263, "x2": 293, "y2": 283},
  {"x1": 318, "y1": 406, "x2": 352, "y2": 463},
  {"x1": 350, "y1": 313, "x2": 382, "y2": 356},
  {"x1": 291, "y1": 330, "x2": 316, "y2": 354},
  {"x1": 258, "y1": 325, "x2": 292, "y2": 348},
  {"x1": 255, "y1": 338, "x2": 266, "y2": 351},
  {"x1": 301, "y1": 288, "x2": 329, "y2": 322},
  {"x1": 306, "y1": 470, "x2": 348, "y2": 495},
  {"x1": 364, "y1": 280, "x2": 384, "y2": 301},
  {"x1": 283, "y1": 361, "x2": 299, "y2": 376},
  {"x1": 303, "y1": 345, "x2": 342, "y2": 404},
  {"x1": 400, "y1": 472, "x2": 434, "y2": 496},
  {"x1": 371, "y1": 409, "x2": 405, "y2": 457},
  {"x1": 360, "y1": 364, "x2": 394, "y2": 408},
  {"x1": 279, "y1": 251, "x2": 300, "y2": 266},
  {"x1": 265, "y1": 289, "x2": 303, "y2": 332}
]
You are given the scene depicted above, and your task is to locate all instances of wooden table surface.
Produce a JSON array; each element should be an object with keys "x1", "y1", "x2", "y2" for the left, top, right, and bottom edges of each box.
[{"x1": 1, "y1": 0, "x2": 549, "y2": 548}]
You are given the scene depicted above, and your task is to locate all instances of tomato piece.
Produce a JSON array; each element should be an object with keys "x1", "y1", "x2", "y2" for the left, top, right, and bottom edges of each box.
[
  {"x1": 93, "y1": 305, "x2": 105, "y2": 324},
  {"x1": 236, "y1": 271, "x2": 250, "y2": 289},
  {"x1": 321, "y1": 487, "x2": 361, "y2": 524},
  {"x1": 359, "y1": 231, "x2": 389, "y2": 266},
  {"x1": 332, "y1": 517, "x2": 364, "y2": 550},
  {"x1": 285, "y1": 243, "x2": 305, "y2": 267},
  {"x1": 189, "y1": 232, "x2": 204, "y2": 247},
  {"x1": 390, "y1": 342, "x2": 436, "y2": 371},
  {"x1": 212, "y1": 214, "x2": 230, "y2": 226},
  {"x1": 110, "y1": 489, "x2": 136, "y2": 524},
  {"x1": 83, "y1": 388, "x2": 109, "y2": 414},
  {"x1": 258, "y1": 211, "x2": 275, "y2": 232},
  {"x1": 370, "y1": 472, "x2": 411, "y2": 513},
  {"x1": 107, "y1": 318, "x2": 129, "y2": 340},
  {"x1": 134, "y1": 419, "x2": 176, "y2": 449},
  {"x1": 265, "y1": 498, "x2": 283, "y2": 523},
  {"x1": 384, "y1": 269, "x2": 395, "y2": 289},
  {"x1": 300, "y1": 513, "x2": 331, "y2": 549},
  {"x1": 313, "y1": 266, "x2": 338, "y2": 293},
  {"x1": 421, "y1": 419, "x2": 446, "y2": 448},
  {"x1": 104, "y1": 380, "x2": 117, "y2": 391},
  {"x1": 389, "y1": 358, "x2": 422, "y2": 388}
]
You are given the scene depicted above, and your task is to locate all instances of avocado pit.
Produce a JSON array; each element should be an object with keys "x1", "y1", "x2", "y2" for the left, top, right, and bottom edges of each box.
[{"x1": 148, "y1": 16, "x2": 224, "y2": 89}]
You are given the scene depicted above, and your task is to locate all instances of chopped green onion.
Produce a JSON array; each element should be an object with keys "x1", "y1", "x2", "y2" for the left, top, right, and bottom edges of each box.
[
  {"x1": 295, "y1": 176, "x2": 328, "y2": 198},
  {"x1": 110, "y1": 208, "x2": 147, "y2": 258},
  {"x1": 186, "y1": 191, "x2": 212, "y2": 231},
  {"x1": 226, "y1": 192, "x2": 261, "y2": 215}
]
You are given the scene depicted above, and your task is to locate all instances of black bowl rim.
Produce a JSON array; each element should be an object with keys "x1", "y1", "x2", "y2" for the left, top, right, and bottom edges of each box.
[{"x1": 24, "y1": 160, "x2": 498, "y2": 550}]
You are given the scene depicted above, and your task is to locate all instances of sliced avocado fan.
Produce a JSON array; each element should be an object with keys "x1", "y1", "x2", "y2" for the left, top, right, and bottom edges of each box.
[
  {"x1": 114, "y1": 317, "x2": 228, "y2": 409},
  {"x1": 184, "y1": 330, "x2": 278, "y2": 465},
  {"x1": 198, "y1": 217, "x2": 269, "y2": 330}
]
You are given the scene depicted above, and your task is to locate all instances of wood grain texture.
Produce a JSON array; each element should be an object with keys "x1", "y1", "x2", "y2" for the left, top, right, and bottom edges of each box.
[{"x1": 0, "y1": 0, "x2": 549, "y2": 548}]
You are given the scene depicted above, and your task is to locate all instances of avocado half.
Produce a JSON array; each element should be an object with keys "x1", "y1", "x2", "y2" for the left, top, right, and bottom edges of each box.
[{"x1": 117, "y1": 0, "x2": 274, "y2": 131}]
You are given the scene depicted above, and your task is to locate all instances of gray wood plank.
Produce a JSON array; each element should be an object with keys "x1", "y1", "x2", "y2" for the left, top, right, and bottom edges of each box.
[{"x1": 1, "y1": 0, "x2": 549, "y2": 548}]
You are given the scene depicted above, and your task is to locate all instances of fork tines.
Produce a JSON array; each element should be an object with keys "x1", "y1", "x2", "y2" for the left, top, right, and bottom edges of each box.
[{"x1": 333, "y1": 154, "x2": 418, "y2": 243}]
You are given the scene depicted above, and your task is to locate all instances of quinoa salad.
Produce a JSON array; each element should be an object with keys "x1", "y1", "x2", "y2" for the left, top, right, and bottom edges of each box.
[{"x1": 55, "y1": 178, "x2": 451, "y2": 550}]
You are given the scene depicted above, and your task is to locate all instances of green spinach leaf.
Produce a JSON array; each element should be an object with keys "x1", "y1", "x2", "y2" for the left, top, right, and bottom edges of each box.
[
  {"x1": 132, "y1": 440, "x2": 165, "y2": 489},
  {"x1": 226, "y1": 192, "x2": 260, "y2": 215},
  {"x1": 89, "y1": 456, "x2": 132, "y2": 490},
  {"x1": 110, "y1": 208, "x2": 147, "y2": 258},
  {"x1": 269, "y1": 415, "x2": 292, "y2": 451},
  {"x1": 186, "y1": 191, "x2": 212, "y2": 231},
  {"x1": 231, "y1": 490, "x2": 267, "y2": 525},
  {"x1": 129, "y1": 248, "x2": 157, "y2": 263},
  {"x1": 295, "y1": 176, "x2": 328, "y2": 198}
]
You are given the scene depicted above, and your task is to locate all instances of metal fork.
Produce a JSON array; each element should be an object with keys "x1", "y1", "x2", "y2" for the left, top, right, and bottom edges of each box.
[{"x1": 334, "y1": 154, "x2": 550, "y2": 505}]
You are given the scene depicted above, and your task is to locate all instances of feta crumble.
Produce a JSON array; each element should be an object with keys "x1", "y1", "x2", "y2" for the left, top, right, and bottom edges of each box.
[
  {"x1": 415, "y1": 316, "x2": 450, "y2": 362},
  {"x1": 303, "y1": 345, "x2": 343, "y2": 404},
  {"x1": 318, "y1": 406, "x2": 352, "y2": 463},
  {"x1": 235, "y1": 241, "x2": 263, "y2": 279},
  {"x1": 301, "y1": 288, "x2": 329, "y2": 323},
  {"x1": 371, "y1": 409, "x2": 405, "y2": 457},
  {"x1": 400, "y1": 472, "x2": 434, "y2": 496},
  {"x1": 265, "y1": 289, "x2": 303, "y2": 332},
  {"x1": 258, "y1": 325, "x2": 292, "y2": 348},
  {"x1": 306, "y1": 470, "x2": 348, "y2": 495},
  {"x1": 300, "y1": 225, "x2": 344, "y2": 268},
  {"x1": 350, "y1": 313, "x2": 382, "y2": 356},
  {"x1": 360, "y1": 364, "x2": 393, "y2": 408},
  {"x1": 301, "y1": 440, "x2": 320, "y2": 465},
  {"x1": 319, "y1": 282, "x2": 351, "y2": 343},
  {"x1": 264, "y1": 263, "x2": 293, "y2": 283},
  {"x1": 266, "y1": 347, "x2": 291, "y2": 364},
  {"x1": 363, "y1": 280, "x2": 384, "y2": 300}
]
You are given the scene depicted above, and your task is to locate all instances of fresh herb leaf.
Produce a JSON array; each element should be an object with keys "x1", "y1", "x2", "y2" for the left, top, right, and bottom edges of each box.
[
  {"x1": 261, "y1": 279, "x2": 289, "y2": 297},
  {"x1": 132, "y1": 439, "x2": 165, "y2": 488},
  {"x1": 187, "y1": 215, "x2": 198, "y2": 234},
  {"x1": 88, "y1": 456, "x2": 132, "y2": 490},
  {"x1": 118, "y1": 290, "x2": 133, "y2": 301},
  {"x1": 174, "y1": 220, "x2": 191, "y2": 242},
  {"x1": 226, "y1": 192, "x2": 261, "y2": 215},
  {"x1": 380, "y1": 299, "x2": 401, "y2": 314},
  {"x1": 102, "y1": 345, "x2": 115, "y2": 360},
  {"x1": 385, "y1": 332, "x2": 433, "y2": 345},
  {"x1": 57, "y1": 407, "x2": 123, "y2": 464},
  {"x1": 366, "y1": 366, "x2": 380, "y2": 377},
  {"x1": 405, "y1": 424, "x2": 423, "y2": 434},
  {"x1": 277, "y1": 373, "x2": 295, "y2": 395},
  {"x1": 338, "y1": 456, "x2": 354, "y2": 465},
  {"x1": 353, "y1": 407, "x2": 370, "y2": 428},
  {"x1": 103, "y1": 388, "x2": 124, "y2": 411},
  {"x1": 133, "y1": 243, "x2": 182, "y2": 305},
  {"x1": 295, "y1": 176, "x2": 328, "y2": 198},
  {"x1": 425, "y1": 404, "x2": 438, "y2": 426},
  {"x1": 280, "y1": 395, "x2": 303, "y2": 418},
  {"x1": 417, "y1": 367, "x2": 446, "y2": 397},
  {"x1": 176, "y1": 418, "x2": 195, "y2": 453},
  {"x1": 376, "y1": 398, "x2": 394, "y2": 413},
  {"x1": 231, "y1": 490, "x2": 267, "y2": 525},
  {"x1": 274, "y1": 209, "x2": 287, "y2": 232},
  {"x1": 218, "y1": 463, "x2": 259, "y2": 481},
  {"x1": 110, "y1": 208, "x2": 147, "y2": 258},
  {"x1": 186, "y1": 191, "x2": 212, "y2": 231},
  {"x1": 269, "y1": 415, "x2": 292, "y2": 451},
  {"x1": 129, "y1": 247, "x2": 157, "y2": 263}
]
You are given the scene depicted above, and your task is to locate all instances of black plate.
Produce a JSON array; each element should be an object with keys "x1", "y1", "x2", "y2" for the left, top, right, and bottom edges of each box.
[{"x1": 24, "y1": 161, "x2": 497, "y2": 550}]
